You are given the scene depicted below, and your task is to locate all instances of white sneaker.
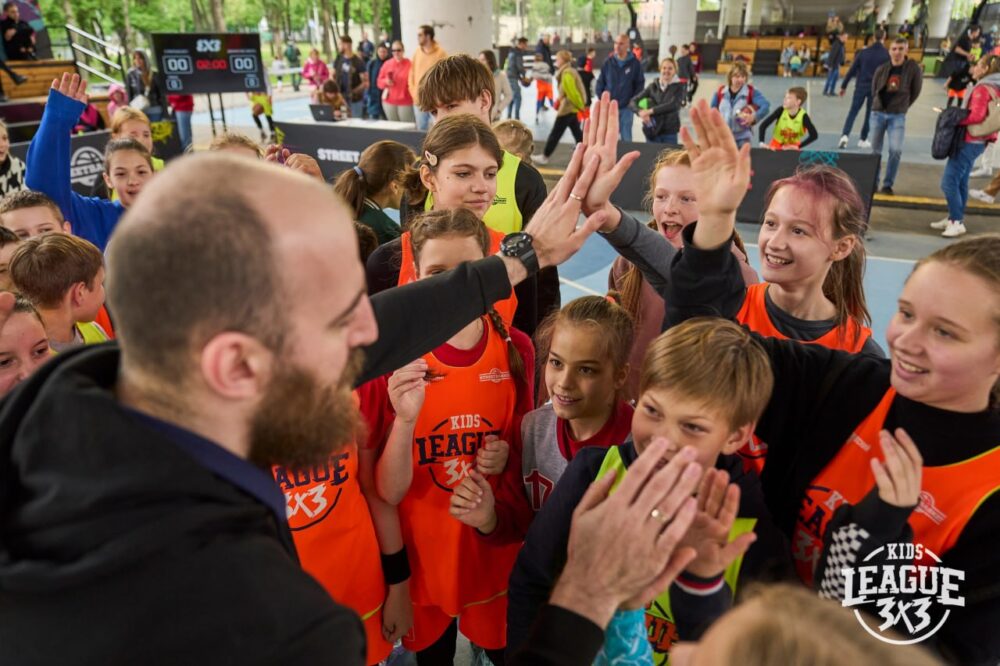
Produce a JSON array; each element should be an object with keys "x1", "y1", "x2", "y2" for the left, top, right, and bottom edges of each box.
[
  {"x1": 532, "y1": 154, "x2": 549, "y2": 165},
  {"x1": 838, "y1": 135, "x2": 848, "y2": 149},
  {"x1": 929, "y1": 217, "x2": 951, "y2": 230},
  {"x1": 857, "y1": 139, "x2": 871, "y2": 149},
  {"x1": 969, "y1": 188, "x2": 995, "y2": 203},
  {"x1": 942, "y1": 221, "x2": 967, "y2": 237},
  {"x1": 969, "y1": 167, "x2": 992, "y2": 178}
]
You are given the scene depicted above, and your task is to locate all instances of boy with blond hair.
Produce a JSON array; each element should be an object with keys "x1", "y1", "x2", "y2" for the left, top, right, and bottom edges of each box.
[{"x1": 8, "y1": 233, "x2": 108, "y2": 351}]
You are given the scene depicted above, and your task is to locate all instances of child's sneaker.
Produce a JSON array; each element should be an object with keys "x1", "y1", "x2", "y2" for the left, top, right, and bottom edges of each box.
[
  {"x1": 929, "y1": 218, "x2": 950, "y2": 230},
  {"x1": 969, "y1": 188, "x2": 995, "y2": 203},
  {"x1": 942, "y1": 220, "x2": 967, "y2": 237}
]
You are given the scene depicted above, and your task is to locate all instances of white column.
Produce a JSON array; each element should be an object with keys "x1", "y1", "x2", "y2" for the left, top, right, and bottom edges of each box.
[
  {"x1": 718, "y1": 0, "x2": 744, "y2": 37},
  {"x1": 892, "y1": 0, "x2": 914, "y2": 24},
  {"x1": 927, "y1": 0, "x2": 953, "y2": 39},
  {"x1": 743, "y1": 0, "x2": 762, "y2": 29},
  {"x1": 878, "y1": 0, "x2": 896, "y2": 22},
  {"x1": 399, "y1": 0, "x2": 493, "y2": 57},
  {"x1": 658, "y1": 0, "x2": 697, "y2": 62}
]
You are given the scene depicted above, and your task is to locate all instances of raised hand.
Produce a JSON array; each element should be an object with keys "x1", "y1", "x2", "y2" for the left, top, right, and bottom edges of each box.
[
  {"x1": 679, "y1": 99, "x2": 752, "y2": 249},
  {"x1": 51, "y1": 72, "x2": 88, "y2": 104},
  {"x1": 578, "y1": 92, "x2": 641, "y2": 227},
  {"x1": 872, "y1": 428, "x2": 923, "y2": 508},
  {"x1": 476, "y1": 435, "x2": 509, "y2": 476},
  {"x1": 387, "y1": 360, "x2": 429, "y2": 424},
  {"x1": 448, "y1": 470, "x2": 497, "y2": 533},
  {"x1": 679, "y1": 468, "x2": 757, "y2": 579},
  {"x1": 521, "y1": 144, "x2": 608, "y2": 270}
]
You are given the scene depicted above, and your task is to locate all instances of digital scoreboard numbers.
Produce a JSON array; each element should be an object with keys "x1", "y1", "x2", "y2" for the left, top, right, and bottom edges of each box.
[{"x1": 152, "y1": 33, "x2": 266, "y2": 94}]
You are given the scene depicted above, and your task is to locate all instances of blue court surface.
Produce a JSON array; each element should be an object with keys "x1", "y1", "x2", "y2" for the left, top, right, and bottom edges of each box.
[{"x1": 558, "y1": 219, "x2": 912, "y2": 352}]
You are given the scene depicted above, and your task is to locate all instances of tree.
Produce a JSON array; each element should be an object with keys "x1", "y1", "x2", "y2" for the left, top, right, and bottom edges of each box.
[{"x1": 210, "y1": 0, "x2": 226, "y2": 31}]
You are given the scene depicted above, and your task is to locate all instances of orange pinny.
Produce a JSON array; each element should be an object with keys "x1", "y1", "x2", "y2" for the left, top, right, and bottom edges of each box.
[
  {"x1": 792, "y1": 388, "x2": 1000, "y2": 586},
  {"x1": 398, "y1": 317, "x2": 522, "y2": 651},
  {"x1": 272, "y1": 432, "x2": 391, "y2": 665},
  {"x1": 736, "y1": 283, "x2": 873, "y2": 474},
  {"x1": 397, "y1": 228, "x2": 518, "y2": 328}
]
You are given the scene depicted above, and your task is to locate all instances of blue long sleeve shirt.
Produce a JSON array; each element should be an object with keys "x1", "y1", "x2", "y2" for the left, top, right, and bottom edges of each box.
[
  {"x1": 25, "y1": 89, "x2": 123, "y2": 252},
  {"x1": 840, "y1": 42, "x2": 889, "y2": 93},
  {"x1": 595, "y1": 53, "x2": 645, "y2": 107}
]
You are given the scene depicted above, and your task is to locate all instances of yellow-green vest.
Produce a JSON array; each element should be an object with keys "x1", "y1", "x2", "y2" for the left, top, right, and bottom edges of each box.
[
  {"x1": 425, "y1": 149, "x2": 523, "y2": 234},
  {"x1": 772, "y1": 108, "x2": 807, "y2": 146},
  {"x1": 596, "y1": 446, "x2": 756, "y2": 665}
]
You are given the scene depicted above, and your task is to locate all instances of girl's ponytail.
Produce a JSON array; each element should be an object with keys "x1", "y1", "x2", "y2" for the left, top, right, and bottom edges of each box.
[
  {"x1": 333, "y1": 168, "x2": 366, "y2": 219},
  {"x1": 488, "y1": 308, "x2": 527, "y2": 386}
]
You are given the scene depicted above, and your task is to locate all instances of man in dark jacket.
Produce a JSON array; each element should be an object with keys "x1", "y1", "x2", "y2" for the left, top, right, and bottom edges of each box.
[
  {"x1": 595, "y1": 33, "x2": 645, "y2": 141},
  {"x1": 823, "y1": 31, "x2": 848, "y2": 96},
  {"x1": 870, "y1": 37, "x2": 923, "y2": 195},
  {"x1": 838, "y1": 28, "x2": 890, "y2": 148},
  {"x1": 536, "y1": 33, "x2": 555, "y2": 74},
  {"x1": 507, "y1": 37, "x2": 529, "y2": 119}
]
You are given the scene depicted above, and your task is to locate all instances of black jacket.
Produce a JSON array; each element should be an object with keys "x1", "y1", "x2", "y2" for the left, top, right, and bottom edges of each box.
[
  {"x1": 629, "y1": 79, "x2": 686, "y2": 136},
  {"x1": 125, "y1": 67, "x2": 165, "y2": 110}
]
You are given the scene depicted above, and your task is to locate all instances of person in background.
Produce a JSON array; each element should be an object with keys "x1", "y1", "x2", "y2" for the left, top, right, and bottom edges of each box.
[
  {"x1": 709, "y1": 61, "x2": 771, "y2": 148},
  {"x1": 366, "y1": 43, "x2": 389, "y2": 121},
  {"x1": 408, "y1": 25, "x2": 447, "y2": 131},
  {"x1": 377, "y1": 41, "x2": 414, "y2": 124},
  {"x1": 0, "y1": 225, "x2": 19, "y2": 290},
  {"x1": 780, "y1": 43, "x2": 795, "y2": 77},
  {"x1": 284, "y1": 39, "x2": 302, "y2": 91},
  {"x1": 595, "y1": 33, "x2": 645, "y2": 142},
  {"x1": 1, "y1": 1, "x2": 34, "y2": 60},
  {"x1": 480, "y1": 49, "x2": 512, "y2": 123},
  {"x1": 359, "y1": 31, "x2": 375, "y2": 62},
  {"x1": 167, "y1": 94, "x2": 195, "y2": 152},
  {"x1": 532, "y1": 53, "x2": 555, "y2": 121},
  {"x1": 870, "y1": 37, "x2": 922, "y2": 195},
  {"x1": 942, "y1": 24, "x2": 980, "y2": 80},
  {"x1": 73, "y1": 102, "x2": 105, "y2": 134},
  {"x1": 106, "y1": 83, "x2": 127, "y2": 119},
  {"x1": 838, "y1": 28, "x2": 889, "y2": 149},
  {"x1": 125, "y1": 49, "x2": 165, "y2": 121},
  {"x1": 534, "y1": 50, "x2": 585, "y2": 165},
  {"x1": 334, "y1": 35, "x2": 368, "y2": 119},
  {"x1": 0, "y1": 294, "x2": 50, "y2": 398},
  {"x1": 757, "y1": 86, "x2": 817, "y2": 150},
  {"x1": 676, "y1": 44, "x2": 698, "y2": 104},
  {"x1": 493, "y1": 119, "x2": 535, "y2": 165},
  {"x1": 536, "y1": 33, "x2": 555, "y2": 74},
  {"x1": 332, "y1": 140, "x2": 415, "y2": 245},
  {"x1": 506, "y1": 37, "x2": 530, "y2": 121},
  {"x1": 823, "y1": 32, "x2": 848, "y2": 96},
  {"x1": 0, "y1": 118, "x2": 25, "y2": 196},
  {"x1": 313, "y1": 80, "x2": 348, "y2": 120},
  {"x1": 302, "y1": 48, "x2": 329, "y2": 90},
  {"x1": 630, "y1": 57, "x2": 687, "y2": 145},
  {"x1": 248, "y1": 89, "x2": 276, "y2": 142},
  {"x1": 207, "y1": 131, "x2": 263, "y2": 159}
]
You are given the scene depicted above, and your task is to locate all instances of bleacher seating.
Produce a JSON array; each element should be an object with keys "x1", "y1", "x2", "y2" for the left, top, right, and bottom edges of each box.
[
  {"x1": 0, "y1": 60, "x2": 78, "y2": 100},
  {"x1": 723, "y1": 34, "x2": 925, "y2": 79}
]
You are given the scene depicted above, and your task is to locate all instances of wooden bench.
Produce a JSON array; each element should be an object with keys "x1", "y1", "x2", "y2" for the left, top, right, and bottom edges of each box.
[{"x1": 0, "y1": 60, "x2": 78, "y2": 100}]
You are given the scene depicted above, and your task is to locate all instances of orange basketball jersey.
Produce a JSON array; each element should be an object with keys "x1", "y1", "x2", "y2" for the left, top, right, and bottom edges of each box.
[
  {"x1": 737, "y1": 283, "x2": 874, "y2": 475},
  {"x1": 793, "y1": 388, "x2": 1000, "y2": 586}
]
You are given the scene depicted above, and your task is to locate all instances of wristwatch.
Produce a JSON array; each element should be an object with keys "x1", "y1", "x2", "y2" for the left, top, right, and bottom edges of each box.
[{"x1": 500, "y1": 232, "x2": 539, "y2": 276}]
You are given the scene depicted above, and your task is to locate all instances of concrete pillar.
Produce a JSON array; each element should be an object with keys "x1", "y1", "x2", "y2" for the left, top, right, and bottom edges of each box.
[
  {"x1": 399, "y1": 0, "x2": 492, "y2": 57},
  {"x1": 743, "y1": 0, "x2": 762, "y2": 30},
  {"x1": 718, "y1": 0, "x2": 744, "y2": 37},
  {"x1": 878, "y1": 0, "x2": 896, "y2": 22},
  {"x1": 658, "y1": 0, "x2": 697, "y2": 62},
  {"x1": 892, "y1": 0, "x2": 915, "y2": 24},
  {"x1": 927, "y1": 0, "x2": 953, "y2": 39}
]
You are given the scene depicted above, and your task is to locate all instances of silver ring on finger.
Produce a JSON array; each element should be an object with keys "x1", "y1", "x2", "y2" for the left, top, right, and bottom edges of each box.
[
  {"x1": 649, "y1": 507, "x2": 670, "y2": 524},
  {"x1": 569, "y1": 193, "x2": 584, "y2": 201}
]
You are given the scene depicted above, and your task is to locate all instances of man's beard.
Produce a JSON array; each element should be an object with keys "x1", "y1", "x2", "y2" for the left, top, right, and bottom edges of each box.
[{"x1": 248, "y1": 349, "x2": 365, "y2": 468}]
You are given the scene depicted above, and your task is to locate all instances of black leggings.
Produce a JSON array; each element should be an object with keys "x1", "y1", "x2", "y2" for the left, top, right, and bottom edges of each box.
[
  {"x1": 415, "y1": 620, "x2": 506, "y2": 665},
  {"x1": 543, "y1": 114, "x2": 583, "y2": 157}
]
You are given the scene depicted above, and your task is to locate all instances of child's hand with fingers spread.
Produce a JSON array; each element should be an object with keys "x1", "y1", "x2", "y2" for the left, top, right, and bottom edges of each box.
[
  {"x1": 52, "y1": 72, "x2": 89, "y2": 104},
  {"x1": 872, "y1": 428, "x2": 923, "y2": 508},
  {"x1": 577, "y1": 92, "x2": 641, "y2": 227},
  {"x1": 449, "y1": 470, "x2": 497, "y2": 533},
  {"x1": 476, "y1": 436, "x2": 509, "y2": 475},
  {"x1": 678, "y1": 468, "x2": 757, "y2": 579}
]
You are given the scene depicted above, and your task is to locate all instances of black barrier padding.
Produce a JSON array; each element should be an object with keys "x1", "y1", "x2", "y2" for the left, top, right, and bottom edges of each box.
[
  {"x1": 274, "y1": 121, "x2": 880, "y2": 224},
  {"x1": 10, "y1": 121, "x2": 186, "y2": 196}
]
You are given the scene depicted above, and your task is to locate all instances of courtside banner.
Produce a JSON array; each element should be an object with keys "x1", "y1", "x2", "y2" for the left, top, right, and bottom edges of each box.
[
  {"x1": 608, "y1": 142, "x2": 882, "y2": 223},
  {"x1": 152, "y1": 33, "x2": 267, "y2": 95},
  {"x1": 12, "y1": 122, "x2": 185, "y2": 195},
  {"x1": 274, "y1": 121, "x2": 425, "y2": 181}
]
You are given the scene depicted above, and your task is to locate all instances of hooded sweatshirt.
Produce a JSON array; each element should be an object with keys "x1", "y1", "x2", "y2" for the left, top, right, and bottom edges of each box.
[{"x1": 0, "y1": 345, "x2": 365, "y2": 665}]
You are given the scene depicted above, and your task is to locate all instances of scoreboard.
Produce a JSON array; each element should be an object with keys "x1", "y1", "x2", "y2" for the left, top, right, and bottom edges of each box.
[{"x1": 151, "y1": 33, "x2": 267, "y2": 94}]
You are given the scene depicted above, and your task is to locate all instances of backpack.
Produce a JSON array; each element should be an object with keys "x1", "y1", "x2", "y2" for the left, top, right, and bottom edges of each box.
[
  {"x1": 932, "y1": 106, "x2": 970, "y2": 160},
  {"x1": 967, "y1": 84, "x2": 1000, "y2": 137}
]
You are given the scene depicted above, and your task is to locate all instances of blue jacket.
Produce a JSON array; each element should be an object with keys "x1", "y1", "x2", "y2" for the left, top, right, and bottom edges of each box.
[
  {"x1": 595, "y1": 53, "x2": 645, "y2": 107},
  {"x1": 365, "y1": 57, "x2": 385, "y2": 116},
  {"x1": 26, "y1": 90, "x2": 123, "y2": 252},
  {"x1": 710, "y1": 83, "x2": 771, "y2": 144},
  {"x1": 840, "y1": 41, "x2": 889, "y2": 93}
]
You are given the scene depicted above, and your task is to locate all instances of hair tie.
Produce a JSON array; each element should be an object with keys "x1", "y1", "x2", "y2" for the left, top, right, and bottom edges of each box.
[
  {"x1": 605, "y1": 294, "x2": 616, "y2": 304},
  {"x1": 353, "y1": 165, "x2": 364, "y2": 179},
  {"x1": 505, "y1": 335, "x2": 512, "y2": 343},
  {"x1": 424, "y1": 150, "x2": 438, "y2": 167}
]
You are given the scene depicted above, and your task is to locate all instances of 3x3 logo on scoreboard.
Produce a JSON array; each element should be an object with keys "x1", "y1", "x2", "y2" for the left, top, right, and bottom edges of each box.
[{"x1": 151, "y1": 32, "x2": 267, "y2": 95}]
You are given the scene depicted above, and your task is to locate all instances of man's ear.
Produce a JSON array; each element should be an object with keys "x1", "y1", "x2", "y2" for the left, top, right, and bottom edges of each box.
[{"x1": 198, "y1": 332, "x2": 275, "y2": 402}]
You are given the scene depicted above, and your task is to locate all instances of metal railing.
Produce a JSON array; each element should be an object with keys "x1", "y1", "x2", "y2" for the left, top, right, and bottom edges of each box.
[{"x1": 65, "y1": 24, "x2": 127, "y2": 86}]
